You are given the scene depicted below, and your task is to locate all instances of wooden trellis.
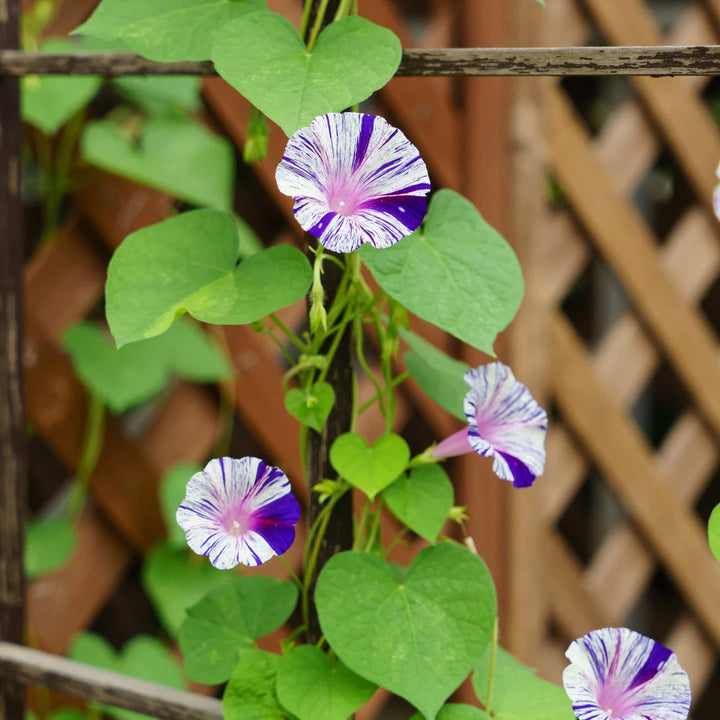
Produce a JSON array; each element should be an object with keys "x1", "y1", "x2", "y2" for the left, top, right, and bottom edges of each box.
[{"x1": 3, "y1": 0, "x2": 720, "y2": 718}]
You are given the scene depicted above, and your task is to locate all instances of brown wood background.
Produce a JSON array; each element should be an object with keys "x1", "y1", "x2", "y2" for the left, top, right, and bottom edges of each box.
[{"x1": 16, "y1": 0, "x2": 720, "y2": 718}]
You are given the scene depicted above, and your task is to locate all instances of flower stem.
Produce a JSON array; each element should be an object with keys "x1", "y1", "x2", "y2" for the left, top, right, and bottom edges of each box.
[
  {"x1": 333, "y1": 0, "x2": 354, "y2": 21},
  {"x1": 269, "y1": 312, "x2": 308, "y2": 353},
  {"x1": 68, "y1": 392, "x2": 105, "y2": 520},
  {"x1": 306, "y1": 0, "x2": 331, "y2": 51},
  {"x1": 485, "y1": 618, "x2": 500, "y2": 715}
]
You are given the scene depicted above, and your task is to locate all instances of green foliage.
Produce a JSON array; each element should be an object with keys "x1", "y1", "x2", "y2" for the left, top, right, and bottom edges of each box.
[
  {"x1": 159, "y1": 462, "x2": 200, "y2": 548},
  {"x1": 142, "y1": 543, "x2": 236, "y2": 637},
  {"x1": 64, "y1": 319, "x2": 230, "y2": 413},
  {"x1": 224, "y1": 649, "x2": 284, "y2": 720},
  {"x1": 105, "y1": 209, "x2": 312, "y2": 347},
  {"x1": 329, "y1": 432, "x2": 410, "y2": 499},
  {"x1": 69, "y1": 633, "x2": 185, "y2": 720},
  {"x1": 212, "y1": 13, "x2": 401, "y2": 136},
  {"x1": 316, "y1": 544, "x2": 497, "y2": 719},
  {"x1": 383, "y1": 464, "x2": 454, "y2": 543},
  {"x1": 285, "y1": 381, "x2": 335, "y2": 433},
  {"x1": 400, "y1": 327, "x2": 469, "y2": 420},
  {"x1": 276, "y1": 645, "x2": 377, "y2": 720},
  {"x1": 24, "y1": 517, "x2": 76, "y2": 578},
  {"x1": 360, "y1": 190, "x2": 524, "y2": 355},
  {"x1": 81, "y1": 117, "x2": 234, "y2": 210},
  {"x1": 472, "y1": 647, "x2": 575, "y2": 720},
  {"x1": 709, "y1": 503, "x2": 720, "y2": 562},
  {"x1": 113, "y1": 76, "x2": 202, "y2": 117},
  {"x1": 75, "y1": 0, "x2": 268, "y2": 62},
  {"x1": 411, "y1": 705, "x2": 488, "y2": 720},
  {"x1": 179, "y1": 577, "x2": 298, "y2": 684},
  {"x1": 21, "y1": 39, "x2": 102, "y2": 135}
]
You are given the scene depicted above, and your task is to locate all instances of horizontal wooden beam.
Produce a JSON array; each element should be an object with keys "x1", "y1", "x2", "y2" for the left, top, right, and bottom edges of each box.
[
  {"x1": 2, "y1": 45, "x2": 720, "y2": 77},
  {"x1": 0, "y1": 643, "x2": 223, "y2": 720}
]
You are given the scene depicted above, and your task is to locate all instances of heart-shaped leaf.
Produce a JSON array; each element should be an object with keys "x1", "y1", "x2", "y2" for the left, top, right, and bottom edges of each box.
[
  {"x1": 224, "y1": 649, "x2": 283, "y2": 720},
  {"x1": 316, "y1": 544, "x2": 496, "y2": 719},
  {"x1": 141, "y1": 543, "x2": 236, "y2": 637},
  {"x1": 70, "y1": 633, "x2": 184, "y2": 720},
  {"x1": 284, "y1": 381, "x2": 334, "y2": 432},
  {"x1": 212, "y1": 13, "x2": 401, "y2": 136},
  {"x1": 179, "y1": 577, "x2": 298, "y2": 684},
  {"x1": 709, "y1": 504, "x2": 720, "y2": 562},
  {"x1": 113, "y1": 75, "x2": 201, "y2": 117},
  {"x1": 25, "y1": 517, "x2": 77, "y2": 578},
  {"x1": 400, "y1": 327, "x2": 469, "y2": 420},
  {"x1": 383, "y1": 464, "x2": 454, "y2": 543},
  {"x1": 74, "y1": 0, "x2": 268, "y2": 62},
  {"x1": 360, "y1": 190, "x2": 523, "y2": 355},
  {"x1": 22, "y1": 40, "x2": 101, "y2": 134},
  {"x1": 64, "y1": 319, "x2": 230, "y2": 412},
  {"x1": 105, "y1": 209, "x2": 312, "y2": 347},
  {"x1": 81, "y1": 117, "x2": 234, "y2": 210},
  {"x1": 276, "y1": 645, "x2": 377, "y2": 720},
  {"x1": 472, "y1": 647, "x2": 575, "y2": 720},
  {"x1": 329, "y1": 432, "x2": 410, "y2": 499}
]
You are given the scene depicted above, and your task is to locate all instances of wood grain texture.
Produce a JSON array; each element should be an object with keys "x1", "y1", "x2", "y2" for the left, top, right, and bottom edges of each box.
[{"x1": 0, "y1": 643, "x2": 222, "y2": 720}]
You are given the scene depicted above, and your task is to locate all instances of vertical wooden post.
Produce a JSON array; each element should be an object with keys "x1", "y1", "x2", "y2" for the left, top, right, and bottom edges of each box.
[
  {"x1": 0, "y1": 1, "x2": 26, "y2": 719},
  {"x1": 302, "y1": 0, "x2": 355, "y2": 643}
]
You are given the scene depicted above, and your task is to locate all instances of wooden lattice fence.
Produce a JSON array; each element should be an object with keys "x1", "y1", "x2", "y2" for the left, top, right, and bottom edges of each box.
[{"x1": 3, "y1": 0, "x2": 720, "y2": 718}]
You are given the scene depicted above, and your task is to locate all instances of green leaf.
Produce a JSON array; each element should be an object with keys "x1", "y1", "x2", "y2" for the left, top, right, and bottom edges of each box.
[
  {"x1": 142, "y1": 543, "x2": 236, "y2": 637},
  {"x1": 70, "y1": 633, "x2": 184, "y2": 720},
  {"x1": 24, "y1": 517, "x2": 76, "y2": 578},
  {"x1": 179, "y1": 577, "x2": 298, "y2": 684},
  {"x1": 212, "y1": 13, "x2": 401, "y2": 136},
  {"x1": 105, "y1": 209, "x2": 312, "y2": 347},
  {"x1": 709, "y1": 503, "x2": 720, "y2": 562},
  {"x1": 159, "y1": 462, "x2": 200, "y2": 548},
  {"x1": 64, "y1": 319, "x2": 230, "y2": 413},
  {"x1": 285, "y1": 381, "x2": 334, "y2": 432},
  {"x1": 21, "y1": 39, "x2": 102, "y2": 134},
  {"x1": 316, "y1": 544, "x2": 497, "y2": 719},
  {"x1": 400, "y1": 327, "x2": 469, "y2": 420},
  {"x1": 360, "y1": 190, "x2": 523, "y2": 355},
  {"x1": 113, "y1": 76, "x2": 201, "y2": 116},
  {"x1": 383, "y1": 464, "x2": 454, "y2": 543},
  {"x1": 411, "y1": 705, "x2": 488, "y2": 720},
  {"x1": 224, "y1": 649, "x2": 284, "y2": 720},
  {"x1": 81, "y1": 117, "x2": 234, "y2": 210},
  {"x1": 276, "y1": 645, "x2": 377, "y2": 720},
  {"x1": 74, "y1": 0, "x2": 268, "y2": 62},
  {"x1": 472, "y1": 647, "x2": 575, "y2": 720},
  {"x1": 329, "y1": 432, "x2": 410, "y2": 499}
]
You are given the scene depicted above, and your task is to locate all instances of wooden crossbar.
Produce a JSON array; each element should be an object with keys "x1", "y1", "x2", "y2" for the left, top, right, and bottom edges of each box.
[{"x1": 2, "y1": 45, "x2": 720, "y2": 76}]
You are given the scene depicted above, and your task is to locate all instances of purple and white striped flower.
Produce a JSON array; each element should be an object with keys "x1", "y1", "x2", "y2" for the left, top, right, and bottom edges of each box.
[
  {"x1": 563, "y1": 627, "x2": 691, "y2": 720},
  {"x1": 431, "y1": 362, "x2": 547, "y2": 488},
  {"x1": 176, "y1": 457, "x2": 300, "y2": 569},
  {"x1": 276, "y1": 113, "x2": 431, "y2": 253}
]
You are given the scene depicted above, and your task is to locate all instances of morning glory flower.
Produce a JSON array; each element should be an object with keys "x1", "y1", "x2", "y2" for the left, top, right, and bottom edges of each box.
[
  {"x1": 176, "y1": 457, "x2": 300, "y2": 569},
  {"x1": 276, "y1": 112, "x2": 431, "y2": 253},
  {"x1": 431, "y1": 362, "x2": 547, "y2": 488},
  {"x1": 563, "y1": 627, "x2": 691, "y2": 720}
]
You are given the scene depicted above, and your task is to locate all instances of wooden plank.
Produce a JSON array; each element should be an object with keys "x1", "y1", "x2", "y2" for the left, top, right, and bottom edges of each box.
[
  {"x1": 550, "y1": 311, "x2": 720, "y2": 648},
  {"x1": 550, "y1": 88, "x2": 720, "y2": 445},
  {"x1": 581, "y1": 0, "x2": 720, "y2": 209},
  {"x1": 0, "y1": 1, "x2": 26, "y2": 718}
]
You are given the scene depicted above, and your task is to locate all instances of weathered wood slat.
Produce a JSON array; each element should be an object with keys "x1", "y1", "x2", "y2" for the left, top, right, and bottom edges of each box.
[
  {"x1": 4, "y1": 45, "x2": 720, "y2": 76},
  {"x1": 0, "y1": 643, "x2": 223, "y2": 720}
]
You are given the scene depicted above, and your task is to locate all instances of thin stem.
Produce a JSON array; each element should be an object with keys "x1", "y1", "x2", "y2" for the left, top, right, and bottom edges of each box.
[
  {"x1": 384, "y1": 527, "x2": 408, "y2": 557},
  {"x1": 357, "y1": 371, "x2": 409, "y2": 415},
  {"x1": 364, "y1": 498, "x2": 383, "y2": 552},
  {"x1": 333, "y1": 0, "x2": 354, "y2": 22},
  {"x1": 484, "y1": 618, "x2": 500, "y2": 715},
  {"x1": 269, "y1": 312, "x2": 308, "y2": 353},
  {"x1": 278, "y1": 554, "x2": 303, "y2": 589},
  {"x1": 300, "y1": 0, "x2": 314, "y2": 39},
  {"x1": 68, "y1": 392, "x2": 105, "y2": 520},
  {"x1": 352, "y1": 499, "x2": 372, "y2": 551},
  {"x1": 353, "y1": 315, "x2": 385, "y2": 418},
  {"x1": 306, "y1": 0, "x2": 331, "y2": 51}
]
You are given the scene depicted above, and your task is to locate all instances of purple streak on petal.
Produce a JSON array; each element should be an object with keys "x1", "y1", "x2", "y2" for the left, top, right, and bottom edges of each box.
[
  {"x1": 354, "y1": 114, "x2": 376, "y2": 171},
  {"x1": 497, "y1": 451, "x2": 536, "y2": 488},
  {"x1": 432, "y1": 427, "x2": 474, "y2": 458},
  {"x1": 629, "y1": 641, "x2": 673, "y2": 690},
  {"x1": 308, "y1": 210, "x2": 338, "y2": 239},
  {"x1": 252, "y1": 492, "x2": 301, "y2": 526},
  {"x1": 254, "y1": 523, "x2": 296, "y2": 556},
  {"x1": 361, "y1": 195, "x2": 427, "y2": 232}
]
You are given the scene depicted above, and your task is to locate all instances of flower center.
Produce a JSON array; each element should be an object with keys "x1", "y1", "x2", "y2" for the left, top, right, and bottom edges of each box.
[{"x1": 222, "y1": 505, "x2": 252, "y2": 536}]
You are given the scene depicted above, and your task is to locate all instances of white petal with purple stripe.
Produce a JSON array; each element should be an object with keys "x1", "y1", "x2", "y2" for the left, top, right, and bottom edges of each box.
[
  {"x1": 176, "y1": 457, "x2": 300, "y2": 569},
  {"x1": 563, "y1": 627, "x2": 691, "y2": 720},
  {"x1": 463, "y1": 362, "x2": 547, "y2": 487},
  {"x1": 276, "y1": 113, "x2": 431, "y2": 253}
]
